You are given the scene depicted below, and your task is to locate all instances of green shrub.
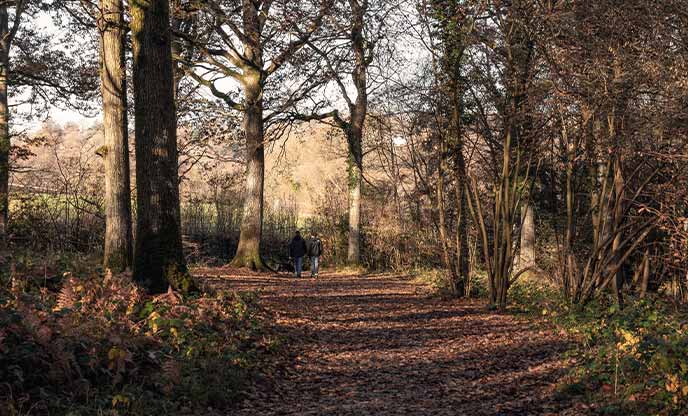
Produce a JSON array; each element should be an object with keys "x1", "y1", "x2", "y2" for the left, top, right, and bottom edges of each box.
[
  {"x1": 558, "y1": 298, "x2": 688, "y2": 413},
  {"x1": 412, "y1": 268, "x2": 454, "y2": 297},
  {"x1": 508, "y1": 280, "x2": 688, "y2": 414}
]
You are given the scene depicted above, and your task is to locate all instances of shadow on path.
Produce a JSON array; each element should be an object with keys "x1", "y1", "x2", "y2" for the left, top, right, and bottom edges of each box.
[{"x1": 207, "y1": 272, "x2": 583, "y2": 416}]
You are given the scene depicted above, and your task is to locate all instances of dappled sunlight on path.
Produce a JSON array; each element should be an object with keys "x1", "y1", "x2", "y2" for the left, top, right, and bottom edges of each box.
[{"x1": 207, "y1": 271, "x2": 585, "y2": 415}]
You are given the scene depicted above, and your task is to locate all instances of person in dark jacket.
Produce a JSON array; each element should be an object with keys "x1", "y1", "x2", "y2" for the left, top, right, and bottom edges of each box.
[
  {"x1": 307, "y1": 232, "x2": 323, "y2": 278},
  {"x1": 288, "y1": 231, "x2": 307, "y2": 277}
]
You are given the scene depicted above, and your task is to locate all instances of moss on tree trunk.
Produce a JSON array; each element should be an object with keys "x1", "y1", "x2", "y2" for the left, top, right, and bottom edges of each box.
[{"x1": 0, "y1": 6, "x2": 11, "y2": 247}]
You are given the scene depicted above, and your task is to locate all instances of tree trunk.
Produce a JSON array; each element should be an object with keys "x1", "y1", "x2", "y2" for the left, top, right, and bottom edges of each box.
[
  {"x1": 639, "y1": 249, "x2": 650, "y2": 298},
  {"x1": 389, "y1": 135, "x2": 403, "y2": 225},
  {"x1": 347, "y1": 143, "x2": 362, "y2": 265},
  {"x1": 518, "y1": 202, "x2": 535, "y2": 269},
  {"x1": 230, "y1": 70, "x2": 267, "y2": 270},
  {"x1": 453, "y1": 168, "x2": 469, "y2": 296},
  {"x1": 611, "y1": 157, "x2": 625, "y2": 308},
  {"x1": 130, "y1": 0, "x2": 187, "y2": 293},
  {"x1": 436, "y1": 136, "x2": 455, "y2": 287},
  {"x1": 0, "y1": 6, "x2": 10, "y2": 247},
  {"x1": 345, "y1": 0, "x2": 367, "y2": 266},
  {"x1": 565, "y1": 135, "x2": 577, "y2": 299},
  {"x1": 449, "y1": 81, "x2": 468, "y2": 296},
  {"x1": 100, "y1": 0, "x2": 133, "y2": 272}
]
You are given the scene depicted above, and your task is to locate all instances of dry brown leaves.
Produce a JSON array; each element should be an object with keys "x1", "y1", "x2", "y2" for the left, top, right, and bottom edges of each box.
[{"x1": 205, "y1": 271, "x2": 589, "y2": 416}]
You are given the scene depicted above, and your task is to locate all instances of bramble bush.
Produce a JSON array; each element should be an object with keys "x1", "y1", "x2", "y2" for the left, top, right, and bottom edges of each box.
[
  {"x1": 508, "y1": 279, "x2": 688, "y2": 415},
  {"x1": 0, "y1": 261, "x2": 281, "y2": 415},
  {"x1": 555, "y1": 299, "x2": 688, "y2": 415}
]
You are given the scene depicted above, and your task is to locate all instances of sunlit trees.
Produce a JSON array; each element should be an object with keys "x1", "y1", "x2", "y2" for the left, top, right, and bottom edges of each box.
[
  {"x1": 2, "y1": 0, "x2": 687, "y2": 310},
  {"x1": 174, "y1": 0, "x2": 332, "y2": 270},
  {"x1": 99, "y1": 0, "x2": 133, "y2": 272},
  {"x1": 304, "y1": 0, "x2": 373, "y2": 265},
  {"x1": 290, "y1": 0, "x2": 402, "y2": 265}
]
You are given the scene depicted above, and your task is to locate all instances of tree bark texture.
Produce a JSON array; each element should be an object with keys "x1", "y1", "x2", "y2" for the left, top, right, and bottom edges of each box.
[
  {"x1": 345, "y1": 0, "x2": 368, "y2": 266},
  {"x1": 448, "y1": 83, "x2": 468, "y2": 296},
  {"x1": 0, "y1": 6, "x2": 10, "y2": 246},
  {"x1": 347, "y1": 133, "x2": 363, "y2": 265},
  {"x1": 100, "y1": 0, "x2": 133, "y2": 272},
  {"x1": 230, "y1": 68, "x2": 267, "y2": 270},
  {"x1": 437, "y1": 134, "x2": 454, "y2": 282},
  {"x1": 228, "y1": 1, "x2": 271, "y2": 269},
  {"x1": 130, "y1": 0, "x2": 187, "y2": 293},
  {"x1": 518, "y1": 202, "x2": 535, "y2": 268}
]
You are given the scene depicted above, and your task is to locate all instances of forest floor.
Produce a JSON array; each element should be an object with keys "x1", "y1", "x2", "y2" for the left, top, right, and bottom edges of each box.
[{"x1": 200, "y1": 269, "x2": 590, "y2": 416}]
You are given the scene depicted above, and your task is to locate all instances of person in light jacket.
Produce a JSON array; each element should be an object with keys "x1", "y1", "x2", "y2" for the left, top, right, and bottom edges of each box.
[{"x1": 307, "y1": 232, "x2": 323, "y2": 278}]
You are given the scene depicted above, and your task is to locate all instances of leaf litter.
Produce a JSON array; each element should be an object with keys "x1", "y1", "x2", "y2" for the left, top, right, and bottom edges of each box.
[{"x1": 206, "y1": 271, "x2": 589, "y2": 415}]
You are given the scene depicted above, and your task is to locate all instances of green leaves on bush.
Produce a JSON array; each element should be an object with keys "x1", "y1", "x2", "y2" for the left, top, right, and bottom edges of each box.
[{"x1": 535, "y1": 292, "x2": 687, "y2": 413}]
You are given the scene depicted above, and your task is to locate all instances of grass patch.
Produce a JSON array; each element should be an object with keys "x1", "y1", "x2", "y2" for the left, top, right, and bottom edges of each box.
[
  {"x1": 411, "y1": 267, "x2": 488, "y2": 299},
  {"x1": 332, "y1": 264, "x2": 369, "y2": 276}
]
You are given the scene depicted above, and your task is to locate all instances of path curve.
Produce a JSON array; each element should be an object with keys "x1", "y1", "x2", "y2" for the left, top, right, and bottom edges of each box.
[{"x1": 210, "y1": 271, "x2": 584, "y2": 416}]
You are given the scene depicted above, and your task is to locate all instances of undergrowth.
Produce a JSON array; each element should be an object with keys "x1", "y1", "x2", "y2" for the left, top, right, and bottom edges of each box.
[
  {"x1": 411, "y1": 267, "x2": 487, "y2": 299},
  {"x1": 509, "y1": 278, "x2": 688, "y2": 415},
  {"x1": 414, "y1": 268, "x2": 688, "y2": 414},
  {"x1": 0, "y1": 254, "x2": 282, "y2": 415}
]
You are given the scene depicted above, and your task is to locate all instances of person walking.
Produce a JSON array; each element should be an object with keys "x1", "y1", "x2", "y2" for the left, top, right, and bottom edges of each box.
[
  {"x1": 307, "y1": 232, "x2": 323, "y2": 278},
  {"x1": 288, "y1": 231, "x2": 307, "y2": 277}
]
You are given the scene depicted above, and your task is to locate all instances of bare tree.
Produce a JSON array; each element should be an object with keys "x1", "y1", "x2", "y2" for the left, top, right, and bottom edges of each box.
[
  {"x1": 175, "y1": 0, "x2": 332, "y2": 270},
  {"x1": 291, "y1": 0, "x2": 398, "y2": 265}
]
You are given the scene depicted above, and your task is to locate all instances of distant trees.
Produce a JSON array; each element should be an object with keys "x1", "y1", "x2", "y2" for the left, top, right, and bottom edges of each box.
[
  {"x1": 0, "y1": 0, "x2": 99, "y2": 248},
  {"x1": 0, "y1": 0, "x2": 99, "y2": 246},
  {"x1": 292, "y1": 0, "x2": 400, "y2": 265},
  {"x1": 130, "y1": 0, "x2": 188, "y2": 292}
]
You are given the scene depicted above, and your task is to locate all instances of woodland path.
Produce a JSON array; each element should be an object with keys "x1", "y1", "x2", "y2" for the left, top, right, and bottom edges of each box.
[{"x1": 205, "y1": 271, "x2": 586, "y2": 416}]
